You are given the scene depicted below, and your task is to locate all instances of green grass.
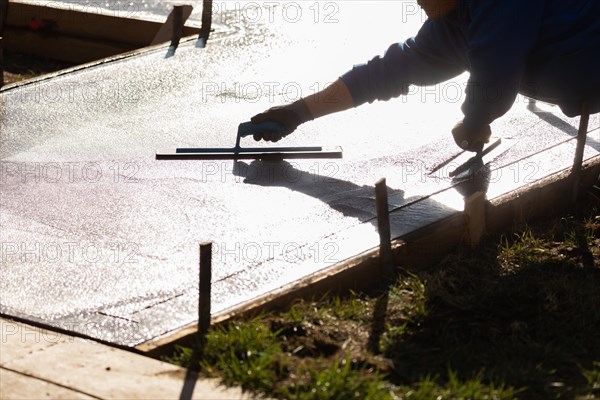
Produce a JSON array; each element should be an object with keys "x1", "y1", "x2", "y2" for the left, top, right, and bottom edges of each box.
[
  {"x1": 170, "y1": 320, "x2": 282, "y2": 392},
  {"x1": 168, "y1": 201, "x2": 600, "y2": 399}
]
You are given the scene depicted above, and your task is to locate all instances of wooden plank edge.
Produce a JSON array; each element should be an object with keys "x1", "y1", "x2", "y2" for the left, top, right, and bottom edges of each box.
[
  {"x1": 3, "y1": 24, "x2": 200, "y2": 64},
  {"x1": 0, "y1": 34, "x2": 200, "y2": 92},
  {"x1": 3, "y1": 27, "x2": 139, "y2": 64},
  {"x1": 6, "y1": 1, "x2": 201, "y2": 47}
]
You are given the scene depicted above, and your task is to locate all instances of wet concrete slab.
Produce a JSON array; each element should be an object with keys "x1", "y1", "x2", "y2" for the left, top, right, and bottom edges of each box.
[{"x1": 1, "y1": 2, "x2": 599, "y2": 346}]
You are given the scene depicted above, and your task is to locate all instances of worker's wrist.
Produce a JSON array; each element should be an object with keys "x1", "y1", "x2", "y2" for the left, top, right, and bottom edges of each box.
[
  {"x1": 462, "y1": 116, "x2": 486, "y2": 134},
  {"x1": 287, "y1": 99, "x2": 314, "y2": 125}
]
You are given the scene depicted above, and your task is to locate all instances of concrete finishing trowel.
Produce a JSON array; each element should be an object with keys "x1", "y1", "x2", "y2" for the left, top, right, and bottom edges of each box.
[{"x1": 156, "y1": 121, "x2": 343, "y2": 160}]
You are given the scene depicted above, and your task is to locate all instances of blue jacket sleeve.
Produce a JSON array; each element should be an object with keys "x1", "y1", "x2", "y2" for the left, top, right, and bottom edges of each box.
[
  {"x1": 341, "y1": 0, "x2": 549, "y2": 130},
  {"x1": 340, "y1": 18, "x2": 467, "y2": 107},
  {"x1": 461, "y1": 0, "x2": 545, "y2": 130}
]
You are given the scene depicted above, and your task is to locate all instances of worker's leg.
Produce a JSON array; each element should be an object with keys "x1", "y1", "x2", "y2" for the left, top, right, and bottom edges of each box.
[{"x1": 521, "y1": 45, "x2": 600, "y2": 117}]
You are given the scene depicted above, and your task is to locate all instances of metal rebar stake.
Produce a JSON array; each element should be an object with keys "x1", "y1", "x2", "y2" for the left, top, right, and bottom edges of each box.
[
  {"x1": 199, "y1": 242, "x2": 212, "y2": 340},
  {"x1": 200, "y1": 0, "x2": 213, "y2": 40},
  {"x1": 171, "y1": 5, "x2": 184, "y2": 48}
]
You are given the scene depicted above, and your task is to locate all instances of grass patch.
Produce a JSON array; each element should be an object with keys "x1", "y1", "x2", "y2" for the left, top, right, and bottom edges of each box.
[{"x1": 168, "y1": 201, "x2": 600, "y2": 399}]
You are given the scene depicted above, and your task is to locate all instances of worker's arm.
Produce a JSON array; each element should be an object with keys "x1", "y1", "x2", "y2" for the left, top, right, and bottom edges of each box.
[
  {"x1": 249, "y1": 79, "x2": 354, "y2": 142},
  {"x1": 461, "y1": 0, "x2": 545, "y2": 133},
  {"x1": 251, "y1": 13, "x2": 480, "y2": 145},
  {"x1": 304, "y1": 79, "x2": 355, "y2": 119},
  {"x1": 250, "y1": 17, "x2": 466, "y2": 142},
  {"x1": 339, "y1": 17, "x2": 467, "y2": 107}
]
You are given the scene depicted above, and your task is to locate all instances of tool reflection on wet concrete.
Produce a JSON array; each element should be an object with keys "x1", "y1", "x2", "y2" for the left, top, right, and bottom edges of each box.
[
  {"x1": 449, "y1": 137, "x2": 502, "y2": 177},
  {"x1": 156, "y1": 121, "x2": 343, "y2": 160},
  {"x1": 429, "y1": 137, "x2": 515, "y2": 179}
]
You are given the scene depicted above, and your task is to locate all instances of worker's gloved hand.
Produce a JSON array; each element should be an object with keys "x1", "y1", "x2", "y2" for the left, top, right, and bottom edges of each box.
[
  {"x1": 452, "y1": 120, "x2": 492, "y2": 152},
  {"x1": 250, "y1": 99, "x2": 314, "y2": 142}
]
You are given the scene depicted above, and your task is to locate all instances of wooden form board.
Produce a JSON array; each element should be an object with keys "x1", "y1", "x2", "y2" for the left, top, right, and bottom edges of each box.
[
  {"x1": 3, "y1": 28, "x2": 137, "y2": 64},
  {"x1": 3, "y1": 1, "x2": 201, "y2": 63}
]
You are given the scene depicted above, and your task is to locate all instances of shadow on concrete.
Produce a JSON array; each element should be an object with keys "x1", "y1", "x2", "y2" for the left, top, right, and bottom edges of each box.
[
  {"x1": 178, "y1": 337, "x2": 205, "y2": 400},
  {"x1": 232, "y1": 159, "x2": 403, "y2": 223},
  {"x1": 165, "y1": 45, "x2": 178, "y2": 59},
  {"x1": 232, "y1": 158, "x2": 491, "y2": 223},
  {"x1": 179, "y1": 368, "x2": 199, "y2": 400},
  {"x1": 527, "y1": 99, "x2": 600, "y2": 152}
]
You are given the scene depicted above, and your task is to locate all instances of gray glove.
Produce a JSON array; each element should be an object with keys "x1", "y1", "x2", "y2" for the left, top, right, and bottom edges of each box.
[
  {"x1": 250, "y1": 99, "x2": 314, "y2": 142},
  {"x1": 452, "y1": 120, "x2": 492, "y2": 152}
]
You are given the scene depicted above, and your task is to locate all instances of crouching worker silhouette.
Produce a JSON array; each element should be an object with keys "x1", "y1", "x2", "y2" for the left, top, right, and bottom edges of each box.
[{"x1": 246, "y1": 0, "x2": 600, "y2": 152}]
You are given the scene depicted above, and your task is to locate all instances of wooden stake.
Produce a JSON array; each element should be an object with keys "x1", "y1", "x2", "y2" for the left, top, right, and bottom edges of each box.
[
  {"x1": 199, "y1": 242, "x2": 212, "y2": 339},
  {"x1": 464, "y1": 191, "x2": 486, "y2": 247},
  {"x1": 375, "y1": 178, "x2": 394, "y2": 282}
]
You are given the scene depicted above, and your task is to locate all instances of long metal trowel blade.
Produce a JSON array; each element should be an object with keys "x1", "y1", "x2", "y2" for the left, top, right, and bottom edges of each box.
[{"x1": 156, "y1": 146, "x2": 343, "y2": 160}]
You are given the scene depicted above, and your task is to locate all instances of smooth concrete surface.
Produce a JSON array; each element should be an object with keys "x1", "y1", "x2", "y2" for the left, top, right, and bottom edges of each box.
[
  {"x1": 0, "y1": 318, "x2": 255, "y2": 399},
  {"x1": 1, "y1": 2, "x2": 599, "y2": 346}
]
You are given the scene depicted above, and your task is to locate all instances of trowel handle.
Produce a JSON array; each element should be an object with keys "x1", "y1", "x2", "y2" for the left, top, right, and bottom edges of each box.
[{"x1": 237, "y1": 121, "x2": 285, "y2": 138}]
